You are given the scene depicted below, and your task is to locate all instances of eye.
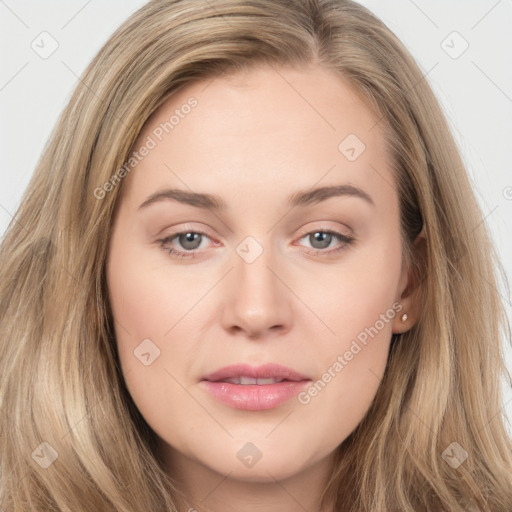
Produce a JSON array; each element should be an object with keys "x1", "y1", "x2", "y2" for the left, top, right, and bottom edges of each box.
[
  {"x1": 295, "y1": 229, "x2": 356, "y2": 256},
  {"x1": 158, "y1": 231, "x2": 213, "y2": 259}
]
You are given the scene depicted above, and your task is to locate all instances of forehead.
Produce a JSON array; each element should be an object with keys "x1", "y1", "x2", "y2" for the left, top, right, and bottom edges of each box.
[{"x1": 120, "y1": 64, "x2": 394, "y2": 211}]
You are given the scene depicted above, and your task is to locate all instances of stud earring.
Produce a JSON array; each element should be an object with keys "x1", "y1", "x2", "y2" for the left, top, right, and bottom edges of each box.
[{"x1": 401, "y1": 313, "x2": 408, "y2": 322}]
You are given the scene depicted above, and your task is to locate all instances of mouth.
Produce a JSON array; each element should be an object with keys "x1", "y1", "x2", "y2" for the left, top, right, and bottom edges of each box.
[{"x1": 200, "y1": 363, "x2": 311, "y2": 410}]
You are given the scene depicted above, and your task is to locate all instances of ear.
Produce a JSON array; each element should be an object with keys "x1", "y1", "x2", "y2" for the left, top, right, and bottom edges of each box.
[{"x1": 392, "y1": 232, "x2": 426, "y2": 334}]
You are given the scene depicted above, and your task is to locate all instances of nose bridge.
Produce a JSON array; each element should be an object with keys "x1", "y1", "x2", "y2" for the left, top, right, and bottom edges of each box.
[{"x1": 221, "y1": 234, "x2": 292, "y2": 336}]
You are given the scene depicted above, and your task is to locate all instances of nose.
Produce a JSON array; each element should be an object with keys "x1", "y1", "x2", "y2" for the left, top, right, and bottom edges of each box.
[{"x1": 220, "y1": 243, "x2": 293, "y2": 339}]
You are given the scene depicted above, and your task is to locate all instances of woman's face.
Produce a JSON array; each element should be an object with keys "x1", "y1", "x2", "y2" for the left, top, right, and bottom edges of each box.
[{"x1": 106, "y1": 64, "x2": 415, "y2": 489}]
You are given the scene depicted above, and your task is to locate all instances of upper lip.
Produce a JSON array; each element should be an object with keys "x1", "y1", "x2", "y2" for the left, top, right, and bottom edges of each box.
[{"x1": 202, "y1": 363, "x2": 310, "y2": 382}]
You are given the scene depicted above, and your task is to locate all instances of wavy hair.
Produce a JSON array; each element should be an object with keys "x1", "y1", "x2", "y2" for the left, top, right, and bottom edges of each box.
[{"x1": 1, "y1": 0, "x2": 511, "y2": 510}]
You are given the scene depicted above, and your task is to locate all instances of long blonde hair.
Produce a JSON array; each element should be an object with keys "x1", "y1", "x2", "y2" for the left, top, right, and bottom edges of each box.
[{"x1": 1, "y1": 0, "x2": 511, "y2": 510}]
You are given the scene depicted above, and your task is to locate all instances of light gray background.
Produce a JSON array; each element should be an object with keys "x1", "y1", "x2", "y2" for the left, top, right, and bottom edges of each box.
[{"x1": 1, "y1": 1, "x2": 511, "y2": 430}]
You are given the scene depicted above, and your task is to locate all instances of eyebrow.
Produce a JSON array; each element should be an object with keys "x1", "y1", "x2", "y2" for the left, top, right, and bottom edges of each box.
[{"x1": 138, "y1": 184, "x2": 374, "y2": 211}]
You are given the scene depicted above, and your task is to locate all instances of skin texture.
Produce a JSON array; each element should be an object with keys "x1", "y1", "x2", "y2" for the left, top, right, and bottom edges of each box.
[{"x1": 106, "y1": 63, "x2": 421, "y2": 512}]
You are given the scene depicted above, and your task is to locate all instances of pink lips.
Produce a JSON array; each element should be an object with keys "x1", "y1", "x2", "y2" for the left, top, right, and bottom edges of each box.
[{"x1": 201, "y1": 363, "x2": 311, "y2": 411}]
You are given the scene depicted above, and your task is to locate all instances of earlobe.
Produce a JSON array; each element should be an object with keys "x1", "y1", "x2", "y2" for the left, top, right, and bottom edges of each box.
[
  {"x1": 392, "y1": 233, "x2": 426, "y2": 334},
  {"x1": 392, "y1": 303, "x2": 414, "y2": 334}
]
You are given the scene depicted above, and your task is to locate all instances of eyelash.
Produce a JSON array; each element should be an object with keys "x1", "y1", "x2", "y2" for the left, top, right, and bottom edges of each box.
[{"x1": 158, "y1": 228, "x2": 356, "y2": 259}]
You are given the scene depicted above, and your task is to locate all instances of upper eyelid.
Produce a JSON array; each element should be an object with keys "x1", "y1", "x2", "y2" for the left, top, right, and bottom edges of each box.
[
  {"x1": 295, "y1": 224, "x2": 353, "y2": 238},
  {"x1": 161, "y1": 220, "x2": 353, "y2": 239}
]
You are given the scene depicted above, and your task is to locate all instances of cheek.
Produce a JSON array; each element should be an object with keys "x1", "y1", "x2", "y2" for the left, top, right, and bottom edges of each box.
[
  {"x1": 313, "y1": 231, "x2": 402, "y2": 349},
  {"x1": 297, "y1": 236, "x2": 402, "y2": 434},
  {"x1": 107, "y1": 237, "x2": 203, "y2": 342},
  {"x1": 106, "y1": 240, "x2": 209, "y2": 438},
  {"x1": 296, "y1": 302, "x2": 395, "y2": 451}
]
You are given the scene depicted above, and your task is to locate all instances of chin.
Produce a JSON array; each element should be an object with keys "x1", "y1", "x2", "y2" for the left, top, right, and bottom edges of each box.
[{"x1": 196, "y1": 440, "x2": 322, "y2": 482}]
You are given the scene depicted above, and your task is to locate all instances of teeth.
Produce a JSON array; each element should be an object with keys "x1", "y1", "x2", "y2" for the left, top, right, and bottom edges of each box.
[
  {"x1": 221, "y1": 376, "x2": 284, "y2": 385},
  {"x1": 255, "y1": 377, "x2": 280, "y2": 385}
]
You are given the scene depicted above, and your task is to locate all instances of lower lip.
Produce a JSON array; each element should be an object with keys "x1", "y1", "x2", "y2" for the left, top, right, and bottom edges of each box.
[{"x1": 201, "y1": 380, "x2": 310, "y2": 410}]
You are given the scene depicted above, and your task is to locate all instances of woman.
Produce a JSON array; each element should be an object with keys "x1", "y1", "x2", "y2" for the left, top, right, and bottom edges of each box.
[{"x1": 0, "y1": 0, "x2": 511, "y2": 510}]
